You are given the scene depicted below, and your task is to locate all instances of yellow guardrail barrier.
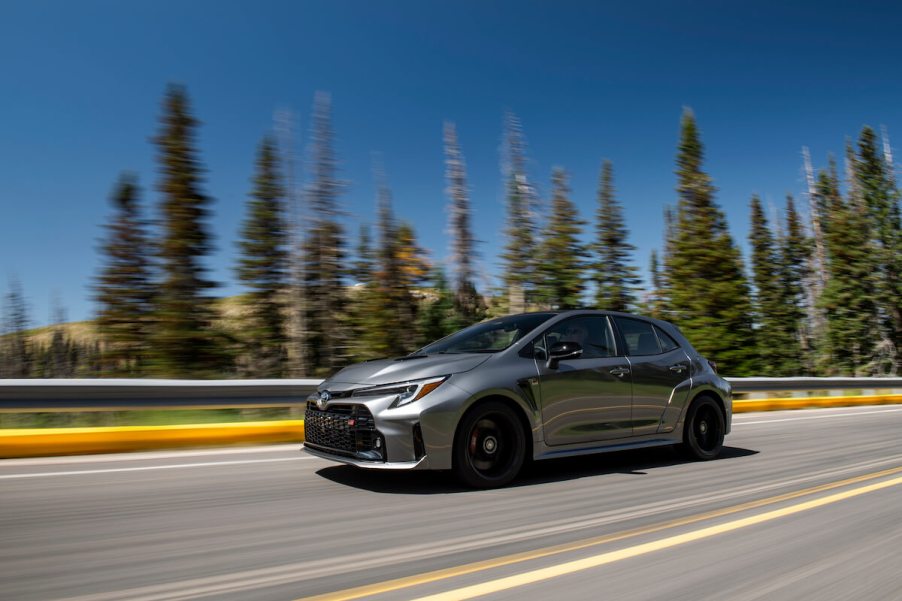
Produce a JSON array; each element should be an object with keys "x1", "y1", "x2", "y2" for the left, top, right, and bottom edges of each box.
[
  {"x1": 0, "y1": 420, "x2": 304, "y2": 459},
  {"x1": 1, "y1": 394, "x2": 900, "y2": 458},
  {"x1": 733, "y1": 394, "x2": 902, "y2": 413}
]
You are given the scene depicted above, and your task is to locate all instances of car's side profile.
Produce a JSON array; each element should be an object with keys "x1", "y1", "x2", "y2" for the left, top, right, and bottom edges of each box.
[{"x1": 303, "y1": 310, "x2": 731, "y2": 488}]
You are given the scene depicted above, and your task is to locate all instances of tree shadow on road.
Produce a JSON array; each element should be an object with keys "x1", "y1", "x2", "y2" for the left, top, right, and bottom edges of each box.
[{"x1": 314, "y1": 445, "x2": 759, "y2": 494}]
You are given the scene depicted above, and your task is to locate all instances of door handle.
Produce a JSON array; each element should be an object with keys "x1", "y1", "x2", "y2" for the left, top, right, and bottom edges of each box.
[
  {"x1": 669, "y1": 364, "x2": 687, "y2": 373},
  {"x1": 609, "y1": 367, "x2": 630, "y2": 377}
]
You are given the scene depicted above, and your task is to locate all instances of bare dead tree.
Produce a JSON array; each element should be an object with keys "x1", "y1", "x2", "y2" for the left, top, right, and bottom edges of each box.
[
  {"x1": 801, "y1": 147, "x2": 828, "y2": 360},
  {"x1": 275, "y1": 108, "x2": 309, "y2": 376},
  {"x1": 802, "y1": 147, "x2": 827, "y2": 291},
  {"x1": 500, "y1": 110, "x2": 537, "y2": 313},
  {"x1": 882, "y1": 125, "x2": 896, "y2": 187},
  {"x1": 443, "y1": 122, "x2": 484, "y2": 323},
  {"x1": 304, "y1": 92, "x2": 348, "y2": 373}
]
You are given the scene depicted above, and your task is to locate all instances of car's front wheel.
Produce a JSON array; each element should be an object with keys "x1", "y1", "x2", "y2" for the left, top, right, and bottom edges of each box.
[
  {"x1": 681, "y1": 396, "x2": 725, "y2": 460},
  {"x1": 453, "y1": 401, "x2": 526, "y2": 488}
]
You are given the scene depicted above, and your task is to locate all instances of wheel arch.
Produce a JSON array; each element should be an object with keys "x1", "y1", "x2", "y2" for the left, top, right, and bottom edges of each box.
[
  {"x1": 453, "y1": 392, "x2": 536, "y2": 465},
  {"x1": 692, "y1": 389, "x2": 727, "y2": 421},
  {"x1": 679, "y1": 388, "x2": 729, "y2": 436}
]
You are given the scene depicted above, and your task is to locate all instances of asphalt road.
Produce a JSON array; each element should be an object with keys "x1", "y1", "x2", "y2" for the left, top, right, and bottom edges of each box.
[{"x1": 2, "y1": 405, "x2": 901, "y2": 601}]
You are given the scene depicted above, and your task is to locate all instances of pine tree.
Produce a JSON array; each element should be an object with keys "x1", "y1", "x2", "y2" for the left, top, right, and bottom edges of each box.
[
  {"x1": 443, "y1": 121, "x2": 485, "y2": 324},
  {"x1": 818, "y1": 166, "x2": 881, "y2": 374},
  {"x1": 48, "y1": 327, "x2": 69, "y2": 378},
  {"x1": 354, "y1": 224, "x2": 374, "y2": 286},
  {"x1": 274, "y1": 109, "x2": 309, "y2": 377},
  {"x1": 664, "y1": 110, "x2": 757, "y2": 375},
  {"x1": 749, "y1": 195, "x2": 788, "y2": 373},
  {"x1": 778, "y1": 195, "x2": 810, "y2": 375},
  {"x1": 150, "y1": 85, "x2": 220, "y2": 377},
  {"x1": 304, "y1": 92, "x2": 348, "y2": 374},
  {"x1": 656, "y1": 205, "x2": 678, "y2": 310},
  {"x1": 395, "y1": 222, "x2": 431, "y2": 291},
  {"x1": 500, "y1": 111, "x2": 536, "y2": 313},
  {"x1": 236, "y1": 136, "x2": 289, "y2": 377},
  {"x1": 536, "y1": 168, "x2": 587, "y2": 309},
  {"x1": 417, "y1": 267, "x2": 458, "y2": 345},
  {"x1": 347, "y1": 222, "x2": 382, "y2": 362},
  {"x1": 593, "y1": 160, "x2": 639, "y2": 311},
  {"x1": 802, "y1": 154, "x2": 837, "y2": 372},
  {"x1": 376, "y1": 167, "x2": 416, "y2": 356},
  {"x1": 94, "y1": 173, "x2": 154, "y2": 375},
  {"x1": 393, "y1": 221, "x2": 430, "y2": 346},
  {"x1": 650, "y1": 250, "x2": 663, "y2": 291},
  {"x1": 645, "y1": 249, "x2": 665, "y2": 318},
  {"x1": 855, "y1": 127, "x2": 901, "y2": 360},
  {"x1": 352, "y1": 171, "x2": 425, "y2": 359},
  {"x1": 47, "y1": 298, "x2": 74, "y2": 378},
  {"x1": 1, "y1": 277, "x2": 30, "y2": 377},
  {"x1": 375, "y1": 170, "x2": 416, "y2": 354}
]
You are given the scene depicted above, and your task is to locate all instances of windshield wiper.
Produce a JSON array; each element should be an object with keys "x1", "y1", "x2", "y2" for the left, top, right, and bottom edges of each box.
[{"x1": 396, "y1": 354, "x2": 430, "y2": 361}]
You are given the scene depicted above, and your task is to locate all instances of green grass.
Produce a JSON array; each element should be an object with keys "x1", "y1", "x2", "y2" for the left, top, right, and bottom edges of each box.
[{"x1": 0, "y1": 407, "x2": 303, "y2": 429}]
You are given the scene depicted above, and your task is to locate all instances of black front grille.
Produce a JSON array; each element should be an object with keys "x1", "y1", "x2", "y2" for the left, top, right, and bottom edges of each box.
[{"x1": 304, "y1": 402, "x2": 384, "y2": 461}]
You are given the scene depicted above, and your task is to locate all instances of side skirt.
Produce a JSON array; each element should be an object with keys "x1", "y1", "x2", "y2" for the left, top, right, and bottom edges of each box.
[{"x1": 532, "y1": 434, "x2": 682, "y2": 462}]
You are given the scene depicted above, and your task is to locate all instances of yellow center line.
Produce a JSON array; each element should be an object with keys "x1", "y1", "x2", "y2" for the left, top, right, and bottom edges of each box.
[
  {"x1": 415, "y1": 474, "x2": 902, "y2": 601},
  {"x1": 297, "y1": 465, "x2": 902, "y2": 601}
]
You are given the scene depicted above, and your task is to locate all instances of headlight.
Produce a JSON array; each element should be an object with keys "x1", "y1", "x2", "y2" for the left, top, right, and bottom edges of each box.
[{"x1": 351, "y1": 375, "x2": 449, "y2": 407}]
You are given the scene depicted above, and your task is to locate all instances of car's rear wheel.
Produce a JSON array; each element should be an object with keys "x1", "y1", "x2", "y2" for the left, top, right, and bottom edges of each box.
[
  {"x1": 681, "y1": 396, "x2": 725, "y2": 460},
  {"x1": 453, "y1": 401, "x2": 526, "y2": 488}
]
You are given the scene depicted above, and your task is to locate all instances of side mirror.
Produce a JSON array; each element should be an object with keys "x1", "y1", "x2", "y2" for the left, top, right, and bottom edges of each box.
[{"x1": 547, "y1": 341, "x2": 583, "y2": 369}]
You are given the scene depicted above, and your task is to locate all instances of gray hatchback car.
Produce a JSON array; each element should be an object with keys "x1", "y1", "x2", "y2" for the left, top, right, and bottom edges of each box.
[{"x1": 303, "y1": 310, "x2": 732, "y2": 487}]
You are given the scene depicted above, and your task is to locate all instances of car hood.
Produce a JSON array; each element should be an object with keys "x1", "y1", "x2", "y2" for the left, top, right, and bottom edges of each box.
[{"x1": 326, "y1": 353, "x2": 492, "y2": 386}]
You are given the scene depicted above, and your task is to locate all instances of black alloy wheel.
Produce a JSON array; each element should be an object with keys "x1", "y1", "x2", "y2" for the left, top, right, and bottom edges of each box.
[
  {"x1": 453, "y1": 401, "x2": 526, "y2": 488},
  {"x1": 681, "y1": 396, "x2": 725, "y2": 460}
]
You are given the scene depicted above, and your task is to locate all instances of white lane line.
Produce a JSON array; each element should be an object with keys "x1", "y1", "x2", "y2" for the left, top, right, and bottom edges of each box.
[
  {"x1": 735, "y1": 407, "x2": 902, "y2": 425},
  {"x1": 0, "y1": 444, "x2": 302, "y2": 467},
  {"x1": 0, "y1": 456, "x2": 317, "y2": 479}
]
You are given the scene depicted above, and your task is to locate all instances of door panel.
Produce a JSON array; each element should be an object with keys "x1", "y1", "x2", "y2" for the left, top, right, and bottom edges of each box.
[
  {"x1": 628, "y1": 349, "x2": 689, "y2": 436},
  {"x1": 536, "y1": 316, "x2": 632, "y2": 446},
  {"x1": 611, "y1": 317, "x2": 689, "y2": 436}
]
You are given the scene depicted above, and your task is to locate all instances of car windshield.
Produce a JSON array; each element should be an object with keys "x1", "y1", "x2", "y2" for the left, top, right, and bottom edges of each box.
[{"x1": 417, "y1": 313, "x2": 557, "y2": 355}]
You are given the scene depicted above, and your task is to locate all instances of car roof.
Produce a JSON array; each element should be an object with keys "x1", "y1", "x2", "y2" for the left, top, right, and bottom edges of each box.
[
  {"x1": 509, "y1": 308, "x2": 663, "y2": 322},
  {"x1": 504, "y1": 309, "x2": 686, "y2": 343}
]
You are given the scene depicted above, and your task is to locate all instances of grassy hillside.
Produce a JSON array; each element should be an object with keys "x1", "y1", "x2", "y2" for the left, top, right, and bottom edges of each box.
[
  {"x1": 16, "y1": 290, "x2": 455, "y2": 349},
  {"x1": 16, "y1": 295, "x2": 251, "y2": 350}
]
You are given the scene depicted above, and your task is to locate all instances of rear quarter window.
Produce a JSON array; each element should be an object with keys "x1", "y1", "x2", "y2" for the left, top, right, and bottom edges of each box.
[
  {"x1": 613, "y1": 317, "x2": 662, "y2": 356},
  {"x1": 654, "y1": 326, "x2": 680, "y2": 352}
]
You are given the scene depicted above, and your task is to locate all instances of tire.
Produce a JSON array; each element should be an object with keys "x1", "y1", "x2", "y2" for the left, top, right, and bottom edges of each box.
[
  {"x1": 680, "y1": 396, "x2": 725, "y2": 460},
  {"x1": 453, "y1": 401, "x2": 526, "y2": 488}
]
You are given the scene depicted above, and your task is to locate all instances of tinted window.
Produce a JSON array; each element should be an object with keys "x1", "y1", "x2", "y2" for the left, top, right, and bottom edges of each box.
[
  {"x1": 613, "y1": 317, "x2": 662, "y2": 356},
  {"x1": 654, "y1": 326, "x2": 680, "y2": 352},
  {"x1": 535, "y1": 316, "x2": 617, "y2": 359},
  {"x1": 419, "y1": 313, "x2": 556, "y2": 354}
]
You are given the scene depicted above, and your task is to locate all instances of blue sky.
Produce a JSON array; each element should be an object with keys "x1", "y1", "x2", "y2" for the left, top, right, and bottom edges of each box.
[{"x1": 2, "y1": 0, "x2": 901, "y2": 326}]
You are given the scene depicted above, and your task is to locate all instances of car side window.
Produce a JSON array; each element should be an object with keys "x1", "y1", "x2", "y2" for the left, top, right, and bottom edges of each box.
[
  {"x1": 654, "y1": 326, "x2": 680, "y2": 353},
  {"x1": 613, "y1": 317, "x2": 662, "y2": 356},
  {"x1": 534, "y1": 316, "x2": 617, "y2": 359}
]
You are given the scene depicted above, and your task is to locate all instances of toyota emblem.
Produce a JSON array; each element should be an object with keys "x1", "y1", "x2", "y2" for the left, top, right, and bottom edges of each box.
[{"x1": 316, "y1": 390, "x2": 331, "y2": 410}]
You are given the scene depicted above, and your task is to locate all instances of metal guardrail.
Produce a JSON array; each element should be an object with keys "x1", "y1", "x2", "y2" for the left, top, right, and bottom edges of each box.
[
  {"x1": 0, "y1": 379, "x2": 322, "y2": 411},
  {"x1": 727, "y1": 377, "x2": 902, "y2": 393},
  {"x1": 0, "y1": 377, "x2": 900, "y2": 412}
]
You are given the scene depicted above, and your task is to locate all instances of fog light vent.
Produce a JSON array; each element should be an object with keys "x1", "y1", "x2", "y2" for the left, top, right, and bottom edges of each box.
[{"x1": 413, "y1": 423, "x2": 426, "y2": 460}]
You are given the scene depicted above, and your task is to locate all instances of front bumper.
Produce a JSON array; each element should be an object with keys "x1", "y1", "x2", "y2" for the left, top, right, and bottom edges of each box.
[
  {"x1": 302, "y1": 443, "x2": 429, "y2": 470},
  {"x1": 302, "y1": 379, "x2": 470, "y2": 470}
]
